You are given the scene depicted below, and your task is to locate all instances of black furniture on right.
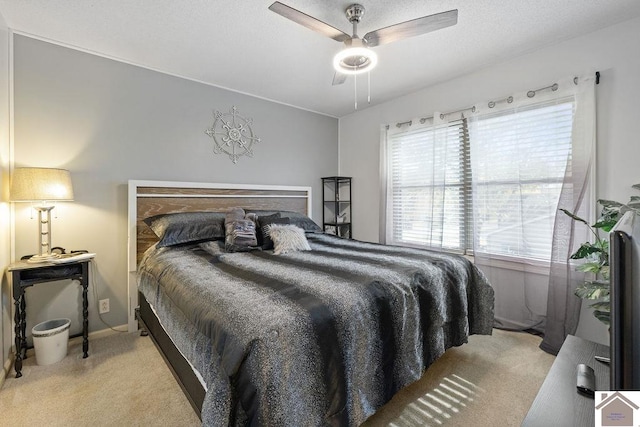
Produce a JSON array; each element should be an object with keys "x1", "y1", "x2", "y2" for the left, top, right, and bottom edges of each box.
[
  {"x1": 522, "y1": 335, "x2": 610, "y2": 427},
  {"x1": 322, "y1": 176, "x2": 352, "y2": 239}
]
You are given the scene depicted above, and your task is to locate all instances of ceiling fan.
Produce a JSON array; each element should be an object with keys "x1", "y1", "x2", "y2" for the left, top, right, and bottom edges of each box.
[{"x1": 268, "y1": 2, "x2": 458, "y2": 86}]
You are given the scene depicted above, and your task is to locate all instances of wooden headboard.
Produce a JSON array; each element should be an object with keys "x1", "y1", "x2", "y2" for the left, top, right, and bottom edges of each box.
[{"x1": 126, "y1": 180, "x2": 313, "y2": 331}]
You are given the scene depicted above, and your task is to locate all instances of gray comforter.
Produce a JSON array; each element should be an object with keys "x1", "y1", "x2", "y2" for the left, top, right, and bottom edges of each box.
[{"x1": 137, "y1": 233, "x2": 494, "y2": 426}]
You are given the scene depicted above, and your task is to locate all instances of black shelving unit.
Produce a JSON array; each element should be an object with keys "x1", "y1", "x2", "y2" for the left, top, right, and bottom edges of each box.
[{"x1": 322, "y1": 176, "x2": 352, "y2": 239}]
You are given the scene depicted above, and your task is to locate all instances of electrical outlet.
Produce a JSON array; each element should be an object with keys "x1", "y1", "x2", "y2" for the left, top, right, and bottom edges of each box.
[{"x1": 99, "y1": 298, "x2": 110, "y2": 314}]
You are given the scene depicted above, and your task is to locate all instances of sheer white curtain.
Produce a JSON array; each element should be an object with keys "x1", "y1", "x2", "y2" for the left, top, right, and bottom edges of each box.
[
  {"x1": 541, "y1": 75, "x2": 597, "y2": 353},
  {"x1": 468, "y1": 75, "x2": 596, "y2": 353}
]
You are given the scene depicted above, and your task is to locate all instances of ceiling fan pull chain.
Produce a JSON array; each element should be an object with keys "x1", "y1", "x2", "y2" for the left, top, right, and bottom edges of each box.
[{"x1": 354, "y1": 73, "x2": 358, "y2": 110}]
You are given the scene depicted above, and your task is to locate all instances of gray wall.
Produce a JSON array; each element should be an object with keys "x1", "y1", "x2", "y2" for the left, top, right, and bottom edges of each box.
[
  {"x1": 339, "y1": 16, "x2": 640, "y2": 345},
  {"x1": 13, "y1": 35, "x2": 338, "y2": 337}
]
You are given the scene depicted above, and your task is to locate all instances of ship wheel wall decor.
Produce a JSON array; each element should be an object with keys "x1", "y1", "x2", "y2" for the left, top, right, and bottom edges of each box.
[{"x1": 205, "y1": 106, "x2": 261, "y2": 164}]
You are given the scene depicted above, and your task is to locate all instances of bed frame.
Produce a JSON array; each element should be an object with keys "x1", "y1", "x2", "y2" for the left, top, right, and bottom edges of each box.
[{"x1": 127, "y1": 180, "x2": 313, "y2": 417}]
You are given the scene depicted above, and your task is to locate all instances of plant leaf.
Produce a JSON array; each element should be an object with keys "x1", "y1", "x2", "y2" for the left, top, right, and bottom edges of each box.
[
  {"x1": 593, "y1": 310, "x2": 610, "y2": 326},
  {"x1": 601, "y1": 265, "x2": 610, "y2": 280},
  {"x1": 593, "y1": 218, "x2": 618, "y2": 232},
  {"x1": 628, "y1": 201, "x2": 640, "y2": 209},
  {"x1": 596, "y1": 204, "x2": 622, "y2": 231},
  {"x1": 601, "y1": 205, "x2": 621, "y2": 215},
  {"x1": 589, "y1": 302, "x2": 610, "y2": 312},
  {"x1": 560, "y1": 208, "x2": 589, "y2": 225},
  {"x1": 598, "y1": 199, "x2": 624, "y2": 208},
  {"x1": 632, "y1": 183, "x2": 640, "y2": 191},
  {"x1": 570, "y1": 243, "x2": 603, "y2": 259},
  {"x1": 576, "y1": 262, "x2": 602, "y2": 273},
  {"x1": 575, "y1": 281, "x2": 610, "y2": 299},
  {"x1": 599, "y1": 239, "x2": 609, "y2": 252}
]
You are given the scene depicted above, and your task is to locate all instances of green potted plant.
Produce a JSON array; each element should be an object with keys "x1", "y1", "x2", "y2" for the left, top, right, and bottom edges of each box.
[{"x1": 561, "y1": 184, "x2": 640, "y2": 326}]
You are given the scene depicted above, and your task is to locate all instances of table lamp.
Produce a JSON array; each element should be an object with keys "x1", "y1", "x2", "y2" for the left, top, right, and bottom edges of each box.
[{"x1": 10, "y1": 167, "x2": 74, "y2": 263}]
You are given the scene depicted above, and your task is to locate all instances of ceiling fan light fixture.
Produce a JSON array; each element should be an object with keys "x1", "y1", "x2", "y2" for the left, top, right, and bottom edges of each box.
[{"x1": 333, "y1": 46, "x2": 377, "y2": 75}]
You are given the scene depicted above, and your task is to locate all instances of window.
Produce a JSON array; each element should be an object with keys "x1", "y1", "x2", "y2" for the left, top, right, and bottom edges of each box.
[
  {"x1": 386, "y1": 99, "x2": 574, "y2": 261},
  {"x1": 387, "y1": 119, "x2": 471, "y2": 252},
  {"x1": 470, "y1": 101, "x2": 574, "y2": 261}
]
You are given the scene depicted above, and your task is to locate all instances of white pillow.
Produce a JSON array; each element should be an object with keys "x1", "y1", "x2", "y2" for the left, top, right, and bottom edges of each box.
[{"x1": 267, "y1": 224, "x2": 311, "y2": 255}]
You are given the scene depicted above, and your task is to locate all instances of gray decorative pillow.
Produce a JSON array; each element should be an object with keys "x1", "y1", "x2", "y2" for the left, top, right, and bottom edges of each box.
[
  {"x1": 225, "y1": 207, "x2": 246, "y2": 222},
  {"x1": 255, "y1": 213, "x2": 281, "y2": 247},
  {"x1": 224, "y1": 207, "x2": 258, "y2": 252},
  {"x1": 224, "y1": 219, "x2": 258, "y2": 252},
  {"x1": 245, "y1": 212, "x2": 259, "y2": 225},
  {"x1": 260, "y1": 216, "x2": 290, "y2": 250},
  {"x1": 144, "y1": 211, "x2": 226, "y2": 248},
  {"x1": 268, "y1": 224, "x2": 312, "y2": 255},
  {"x1": 256, "y1": 212, "x2": 281, "y2": 227},
  {"x1": 246, "y1": 210, "x2": 322, "y2": 233}
]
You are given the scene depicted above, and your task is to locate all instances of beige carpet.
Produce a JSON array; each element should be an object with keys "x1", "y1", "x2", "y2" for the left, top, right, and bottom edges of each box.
[
  {"x1": 0, "y1": 332, "x2": 199, "y2": 426},
  {"x1": 363, "y1": 329, "x2": 555, "y2": 426},
  {"x1": 0, "y1": 329, "x2": 554, "y2": 426}
]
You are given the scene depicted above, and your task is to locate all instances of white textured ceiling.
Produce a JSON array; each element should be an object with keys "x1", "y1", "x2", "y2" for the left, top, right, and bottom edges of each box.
[{"x1": 1, "y1": 0, "x2": 639, "y2": 117}]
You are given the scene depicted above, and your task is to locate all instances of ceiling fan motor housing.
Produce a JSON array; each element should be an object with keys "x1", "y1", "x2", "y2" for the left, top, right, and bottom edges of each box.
[
  {"x1": 346, "y1": 4, "x2": 365, "y2": 24},
  {"x1": 334, "y1": 4, "x2": 376, "y2": 74}
]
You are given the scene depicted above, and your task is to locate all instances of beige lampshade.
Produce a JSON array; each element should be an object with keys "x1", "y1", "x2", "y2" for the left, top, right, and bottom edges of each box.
[{"x1": 10, "y1": 167, "x2": 74, "y2": 202}]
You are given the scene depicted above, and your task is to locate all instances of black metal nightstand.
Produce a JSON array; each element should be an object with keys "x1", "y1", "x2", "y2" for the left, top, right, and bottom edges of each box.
[{"x1": 8, "y1": 258, "x2": 92, "y2": 378}]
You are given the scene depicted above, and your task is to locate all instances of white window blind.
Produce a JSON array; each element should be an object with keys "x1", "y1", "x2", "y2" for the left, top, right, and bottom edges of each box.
[
  {"x1": 386, "y1": 99, "x2": 575, "y2": 261},
  {"x1": 470, "y1": 100, "x2": 574, "y2": 261},
  {"x1": 388, "y1": 119, "x2": 471, "y2": 252}
]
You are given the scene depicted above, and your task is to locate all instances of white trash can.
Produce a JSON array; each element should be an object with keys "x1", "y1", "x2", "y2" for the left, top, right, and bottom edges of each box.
[{"x1": 32, "y1": 318, "x2": 71, "y2": 366}]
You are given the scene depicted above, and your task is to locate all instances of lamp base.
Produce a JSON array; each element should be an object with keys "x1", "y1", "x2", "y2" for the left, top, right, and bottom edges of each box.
[{"x1": 27, "y1": 253, "x2": 61, "y2": 264}]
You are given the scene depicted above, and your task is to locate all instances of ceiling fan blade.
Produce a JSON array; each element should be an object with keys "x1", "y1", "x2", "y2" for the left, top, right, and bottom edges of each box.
[
  {"x1": 332, "y1": 72, "x2": 347, "y2": 86},
  {"x1": 268, "y1": 2, "x2": 351, "y2": 43},
  {"x1": 363, "y1": 9, "x2": 458, "y2": 47}
]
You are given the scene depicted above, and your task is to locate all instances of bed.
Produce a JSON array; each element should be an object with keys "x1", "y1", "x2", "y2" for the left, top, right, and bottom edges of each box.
[{"x1": 127, "y1": 180, "x2": 494, "y2": 426}]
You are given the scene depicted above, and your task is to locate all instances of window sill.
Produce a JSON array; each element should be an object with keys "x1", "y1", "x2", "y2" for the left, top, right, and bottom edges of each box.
[
  {"x1": 390, "y1": 241, "x2": 551, "y2": 275},
  {"x1": 389, "y1": 240, "x2": 474, "y2": 260},
  {"x1": 472, "y1": 252, "x2": 551, "y2": 275}
]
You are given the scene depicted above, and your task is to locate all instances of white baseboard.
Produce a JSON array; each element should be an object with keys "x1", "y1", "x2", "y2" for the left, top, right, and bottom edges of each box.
[
  {"x1": 11, "y1": 324, "x2": 127, "y2": 361},
  {"x1": 69, "y1": 324, "x2": 130, "y2": 343}
]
